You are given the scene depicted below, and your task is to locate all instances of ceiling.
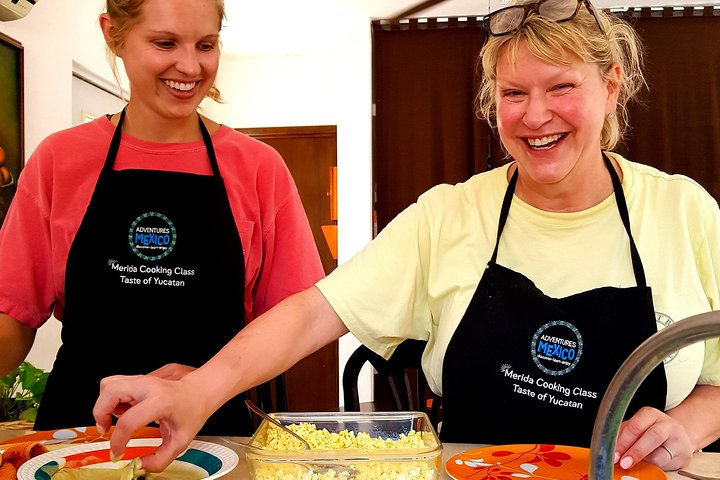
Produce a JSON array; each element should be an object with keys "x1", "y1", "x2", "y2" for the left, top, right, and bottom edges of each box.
[
  {"x1": 373, "y1": 0, "x2": 495, "y2": 18},
  {"x1": 217, "y1": 0, "x2": 716, "y2": 56},
  {"x1": 219, "y1": 0, "x2": 493, "y2": 56}
]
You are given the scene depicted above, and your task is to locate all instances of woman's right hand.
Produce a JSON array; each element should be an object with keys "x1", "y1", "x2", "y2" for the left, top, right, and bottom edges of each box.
[
  {"x1": 93, "y1": 374, "x2": 208, "y2": 472},
  {"x1": 614, "y1": 406, "x2": 693, "y2": 471}
]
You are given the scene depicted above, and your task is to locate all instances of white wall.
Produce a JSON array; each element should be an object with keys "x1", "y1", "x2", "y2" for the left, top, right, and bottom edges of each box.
[
  {"x1": 72, "y1": 75, "x2": 126, "y2": 125},
  {"x1": 1, "y1": 2, "x2": 73, "y2": 372},
  {"x1": 200, "y1": 53, "x2": 338, "y2": 128},
  {"x1": 0, "y1": 3, "x2": 72, "y2": 159}
]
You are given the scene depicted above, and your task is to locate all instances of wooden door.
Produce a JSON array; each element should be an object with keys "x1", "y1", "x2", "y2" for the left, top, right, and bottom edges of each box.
[{"x1": 237, "y1": 125, "x2": 339, "y2": 412}]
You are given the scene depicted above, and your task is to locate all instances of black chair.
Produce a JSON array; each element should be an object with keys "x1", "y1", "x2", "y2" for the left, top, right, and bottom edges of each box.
[
  {"x1": 342, "y1": 339, "x2": 441, "y2": 428},
  {"x1": 246, "y1": 374, "x2": 288, "y2": 429}
]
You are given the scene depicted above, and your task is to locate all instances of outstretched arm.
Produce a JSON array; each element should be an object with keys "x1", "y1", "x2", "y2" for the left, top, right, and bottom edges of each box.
[
  {"x1": 93, "y1": 286, "x2": 348, "y2": 472},
  {"x1": 615, "y1": 384, "x2": 720, "y2": 470}
]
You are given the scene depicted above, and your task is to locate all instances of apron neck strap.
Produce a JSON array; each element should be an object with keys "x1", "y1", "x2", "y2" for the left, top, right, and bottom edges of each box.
[
  {"x1": 490, "y1": 153, "x2": 647, "y2": 287},
  {"x1": 102, "y1": 109, "x2": 125, "y2": 173},
  {"x1": 489, "y1": 166, "x2": 519, "y2": 264},
  {"x1": 103, "y1": 108, "x2": 222, "y2": 177},
  {"x1": 603, "y1": 152, "x2": 647, "y2": 287},
  {"x1": 198, "y1": 116, "x2": 222, "y2": 177}
]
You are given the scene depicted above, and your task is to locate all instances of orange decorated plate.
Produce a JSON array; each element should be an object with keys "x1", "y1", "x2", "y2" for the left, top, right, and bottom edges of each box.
[
  {"x1": 0, "y1": 426, "x2": 160, "y2": 447},
  {"x1": 446, "y1": 444, "x2": 666, "y2": 480}
]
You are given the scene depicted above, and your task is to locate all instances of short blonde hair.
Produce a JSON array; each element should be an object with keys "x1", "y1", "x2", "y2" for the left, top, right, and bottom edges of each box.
[
  {"x1": 475, "y1": 4, "x2": 645, "y2": 150},
  {"x1": 104, "y1": 0, "x2": 225, "y2": 102}
]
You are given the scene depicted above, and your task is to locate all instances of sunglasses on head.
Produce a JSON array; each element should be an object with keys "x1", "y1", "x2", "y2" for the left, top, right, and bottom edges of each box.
[{"x1": 484, "y1": 0, "x2": 605, "y2": 36}]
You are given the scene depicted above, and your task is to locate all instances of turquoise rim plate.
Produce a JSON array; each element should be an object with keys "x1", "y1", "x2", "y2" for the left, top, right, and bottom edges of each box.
[{"x1": 17, "y1": 438, "x2": 238, "y2": 480}]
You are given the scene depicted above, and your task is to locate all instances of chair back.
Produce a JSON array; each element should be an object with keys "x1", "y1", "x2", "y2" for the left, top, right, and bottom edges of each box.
[
  {"x1": 247, "y1": 374, "x2": 288, "y2": 429},
  {"x1": 342, "y1": 340, "x2": 441, "y2": 428}
]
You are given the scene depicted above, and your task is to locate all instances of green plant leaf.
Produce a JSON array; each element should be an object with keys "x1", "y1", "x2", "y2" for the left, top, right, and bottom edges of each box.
[
  {"x1": 19, "y1": 406, "x2": 38, "y2": 422},
  {"x1": 0, "y1": 366, "x2": 21, "y2": 388},
  {"x1": 30, "y1": 373, "x2": 49, "y2": 402},
  {"x1": 0, "y1": 361, "x2": 49, "y2": 422},
  {"x1": 19, "y1": 361, "x2": 45, "y2": 390}
]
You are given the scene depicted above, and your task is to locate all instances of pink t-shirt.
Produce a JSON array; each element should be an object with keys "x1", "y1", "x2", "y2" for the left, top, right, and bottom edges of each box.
[{"x1": 0, "y1": 117, "x2": 324, "y2": 328}]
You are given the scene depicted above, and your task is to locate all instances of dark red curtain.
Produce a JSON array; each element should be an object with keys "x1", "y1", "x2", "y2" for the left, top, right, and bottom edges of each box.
[
  {"x1": 372, "y1": 20, "x2": 496, "y2": 232},
  {"x1": 372, "y1": 10, "x2": 720, "y2": 232},
  {"x1": 617, "y1": 9, "x2": 720, "y2": 200}
]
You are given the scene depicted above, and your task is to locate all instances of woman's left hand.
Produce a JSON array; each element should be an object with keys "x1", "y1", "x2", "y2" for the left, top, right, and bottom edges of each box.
[{"x1": 614, "y1": 406, "x2": 693, "y2": 471}]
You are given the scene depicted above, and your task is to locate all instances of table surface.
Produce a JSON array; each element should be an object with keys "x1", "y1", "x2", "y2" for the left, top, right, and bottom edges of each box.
[
  {"x1": 203, "y1": 439, "x2": 716, "y2": 480},
  {"x1": 1, "y1": 429, "x2": 718, "y2": 480}
]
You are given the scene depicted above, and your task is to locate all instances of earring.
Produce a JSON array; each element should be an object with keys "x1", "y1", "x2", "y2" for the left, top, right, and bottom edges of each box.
[{"x1": 608, "y1": 112, "x2": 616, "y2": 119}]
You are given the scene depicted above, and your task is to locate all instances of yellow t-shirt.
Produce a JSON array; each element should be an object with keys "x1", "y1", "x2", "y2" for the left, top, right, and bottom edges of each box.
[{"x1": 317, "y1": 153, "x2": 720, "y2": 410}]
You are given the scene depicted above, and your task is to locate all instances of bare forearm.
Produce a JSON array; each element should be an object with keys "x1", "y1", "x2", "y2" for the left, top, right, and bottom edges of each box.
[
  {"x1": 667, "y1": 384, "x2": 720, "y2": 450},
  {"x1": 185, "y1": 286, "x2": 348, "y2": 416},
  {"x1": 95, "y1": 285, "x2": 348, "y2": 467},
  {"x1": 0, "y1": 313, "x2": 35, "y2": 375}
]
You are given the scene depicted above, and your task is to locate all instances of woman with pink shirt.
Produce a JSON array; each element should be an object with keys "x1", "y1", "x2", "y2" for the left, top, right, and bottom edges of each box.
[{"x1": 0, "y1": 0, "x2": 323, "y2": 435}]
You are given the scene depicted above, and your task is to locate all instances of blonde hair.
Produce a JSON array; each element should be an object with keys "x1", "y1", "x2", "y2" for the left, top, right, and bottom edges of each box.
[
  {"x1": 475, "y1": 4, "x2": 645, "y2": 150},
  {"x1": 103, "y1": 0, "x2": 225, "y2": 102}
]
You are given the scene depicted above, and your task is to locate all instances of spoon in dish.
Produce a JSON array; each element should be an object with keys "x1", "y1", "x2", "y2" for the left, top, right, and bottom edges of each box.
[
  {"x1": 230, "y1": 400, "x2": 357, "y2": 479},
  {"x1": 244, "y1": 399, "x2": 311, "y2": 450}
]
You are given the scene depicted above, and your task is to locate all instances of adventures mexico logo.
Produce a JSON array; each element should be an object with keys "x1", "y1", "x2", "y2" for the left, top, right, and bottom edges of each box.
[
  {"x1": 531, "y1": 320, "x2": 584, "y2": 376},
  {"x1": 128, "y1": 212, "x2": 177, "y2": 261}
]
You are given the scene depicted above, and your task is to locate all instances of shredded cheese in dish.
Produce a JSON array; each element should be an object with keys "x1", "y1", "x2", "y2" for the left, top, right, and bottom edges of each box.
[
  {"x1": 249, "y1": 422, "x2": 438, "y2": 480},
  {"x1": 262, "y1": 422, "x2": 428, "y2": 450}
]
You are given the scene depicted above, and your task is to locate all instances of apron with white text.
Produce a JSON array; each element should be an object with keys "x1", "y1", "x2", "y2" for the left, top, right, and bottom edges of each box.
[
  {"x1": 440, "y1": 154, "x2": 667, "y2": 445},
  {"x1": 36, "y1": 110, "x2": 251, "y2": 435}
]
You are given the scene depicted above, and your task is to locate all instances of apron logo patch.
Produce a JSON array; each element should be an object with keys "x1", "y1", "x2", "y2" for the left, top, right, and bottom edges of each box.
[
  {"x1": 655, "y1": 312, "x2": 678, "y2": 363},
  {"x1": 128, "y1": 212, "x2": 177, "y2": 261},
  {"x1": 531, "y1": 320, "x2": 583, "y2": 376}
]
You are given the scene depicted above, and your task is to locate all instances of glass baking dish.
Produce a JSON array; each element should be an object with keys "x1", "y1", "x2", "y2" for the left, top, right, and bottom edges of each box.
[{"x1": 244, "y1": 411, "x2": 442, "y2": 480}]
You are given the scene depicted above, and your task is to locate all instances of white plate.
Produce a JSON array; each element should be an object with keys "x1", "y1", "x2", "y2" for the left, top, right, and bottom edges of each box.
[{"x1": 17, "y1": 438, "x2": 238, "y2": 480}]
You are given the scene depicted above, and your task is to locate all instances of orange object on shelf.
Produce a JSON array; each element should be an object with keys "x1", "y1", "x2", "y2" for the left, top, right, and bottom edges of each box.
[{"x1": 321, "y1": 224, "x2": 338, "y2": 260}]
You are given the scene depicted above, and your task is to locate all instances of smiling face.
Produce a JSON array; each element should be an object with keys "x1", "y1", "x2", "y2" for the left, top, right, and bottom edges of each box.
[
  {"x1": 105, "y1": 0, "x2": 221, "y2": 125},
  {"x1": 495, "y1": 40, "x2": 620, "y2": 205}
]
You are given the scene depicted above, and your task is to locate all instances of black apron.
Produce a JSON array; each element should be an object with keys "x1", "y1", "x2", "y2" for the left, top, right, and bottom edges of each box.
[
  {"x1": 441, "y1": 154, "x2": 667, "y2": 445},
  {"x1": 35, "y1": 110, "x2": 252, "y2": 435}
]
